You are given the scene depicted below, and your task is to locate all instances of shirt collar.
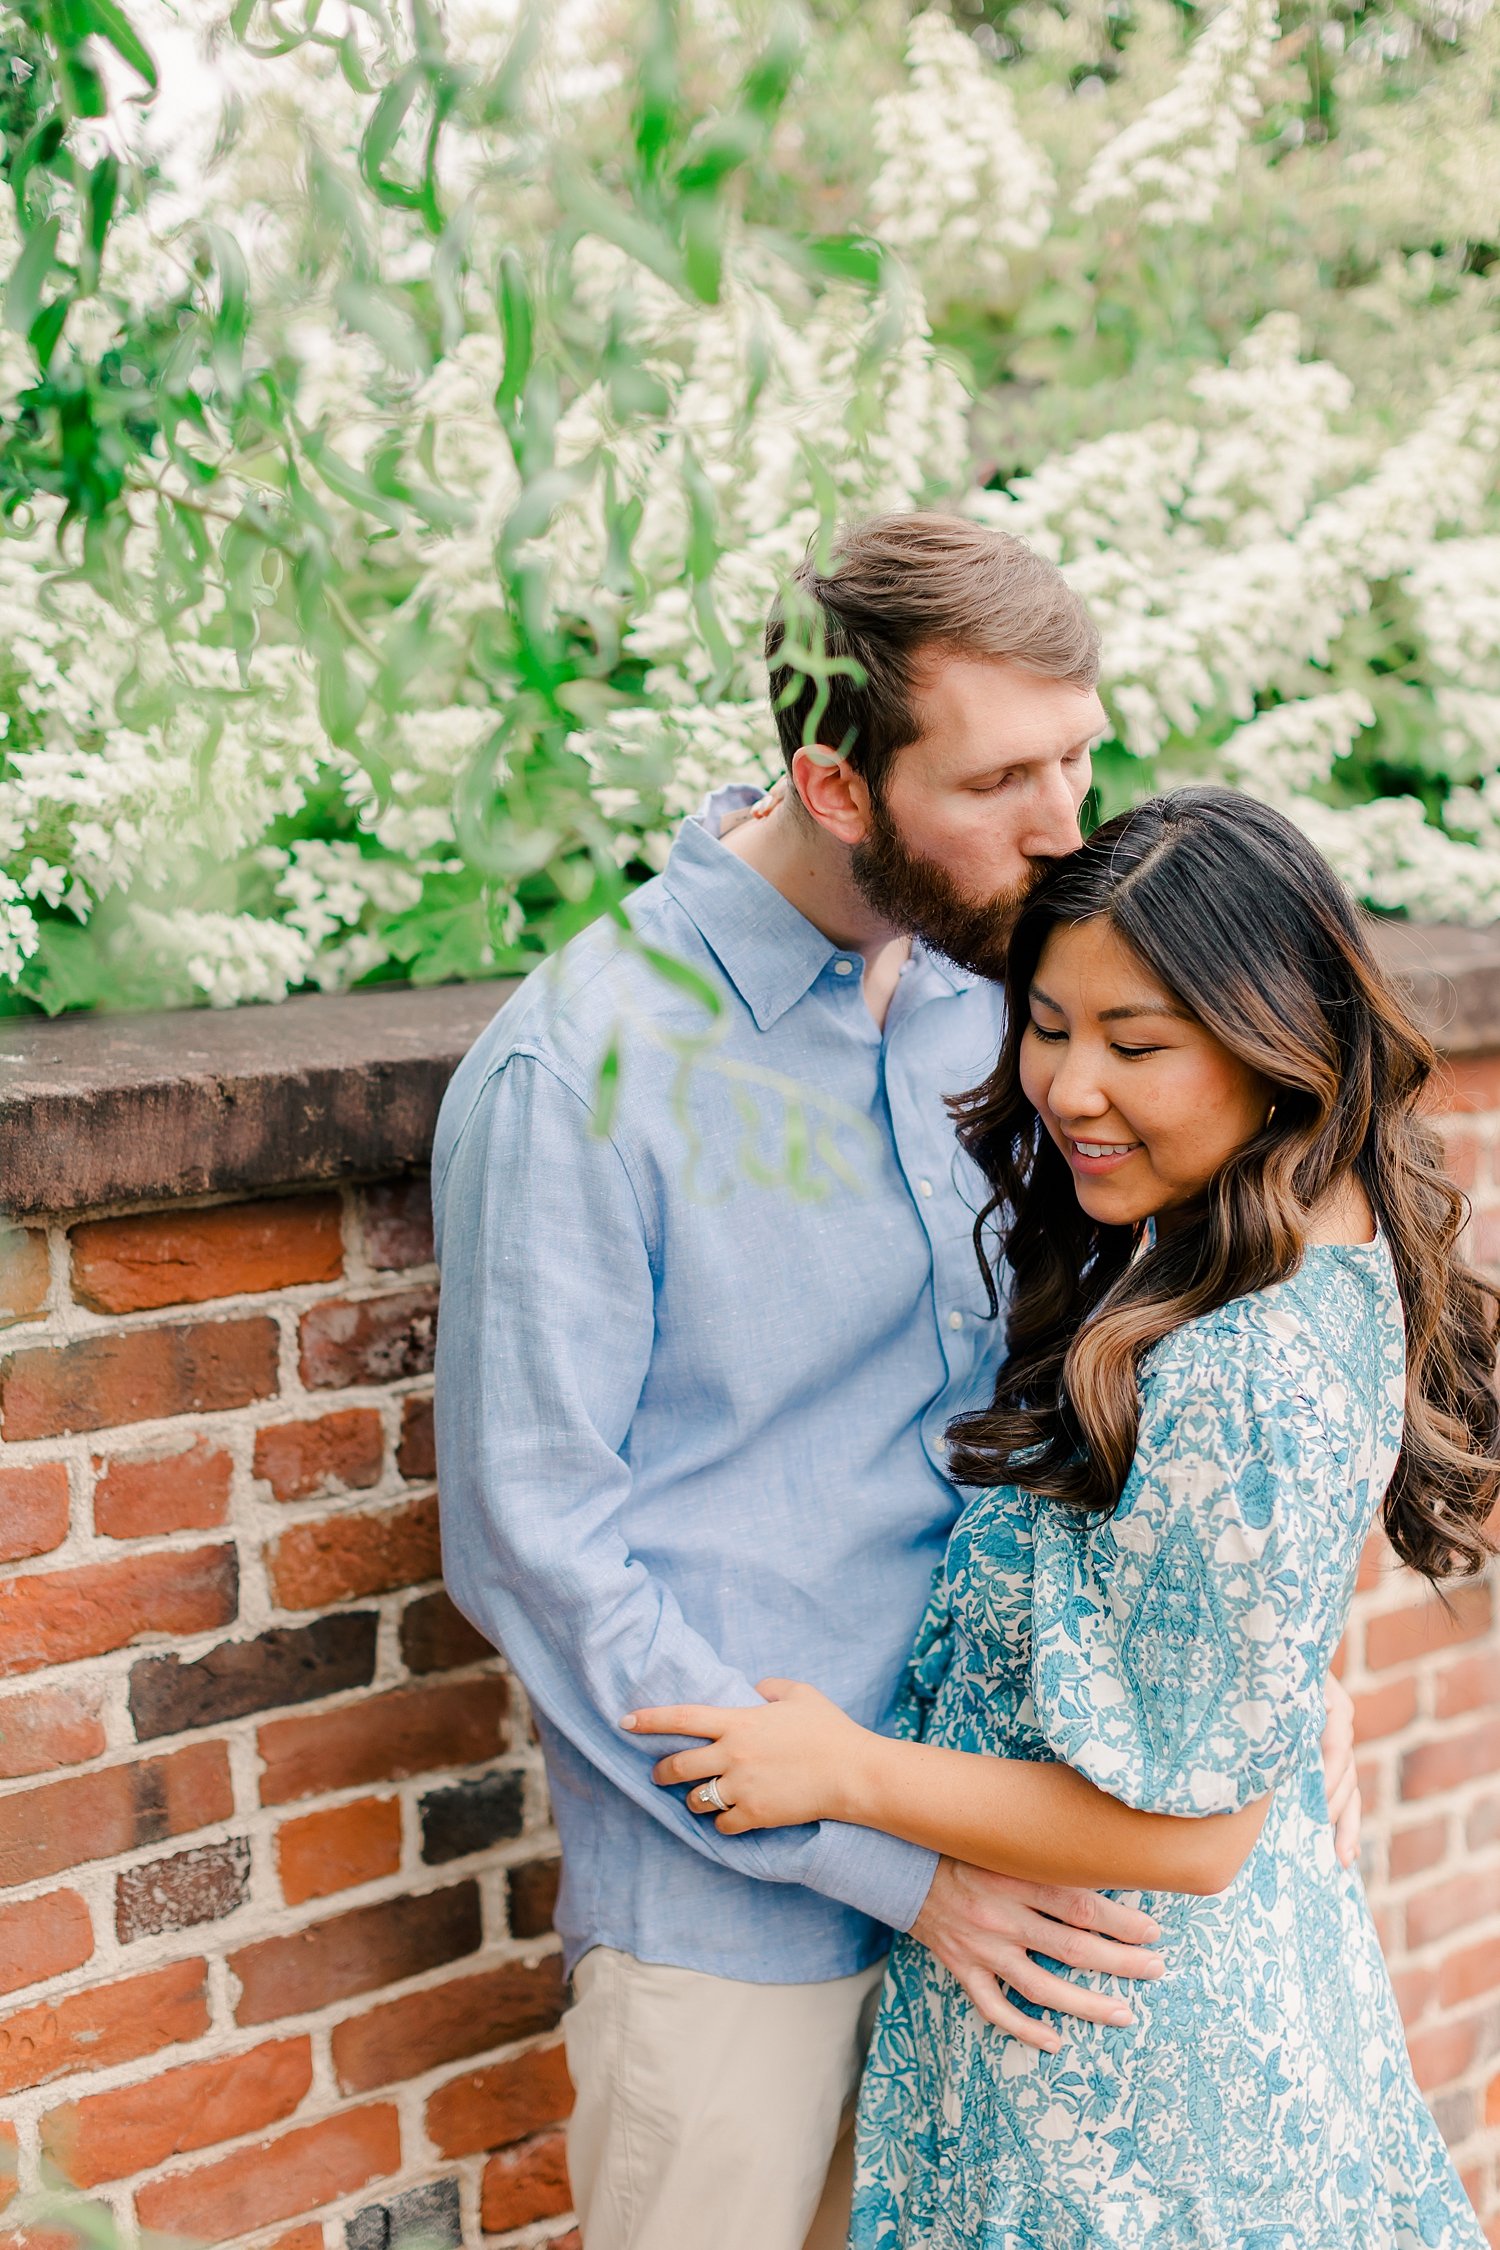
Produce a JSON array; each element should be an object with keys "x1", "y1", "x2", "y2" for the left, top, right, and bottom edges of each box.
[
  {"x1": 660, "y1": 787, "x2": 980, "y2": 1029},
  {"x1": 662, "y1": 795, "x2": 837, "y2": 1031}
]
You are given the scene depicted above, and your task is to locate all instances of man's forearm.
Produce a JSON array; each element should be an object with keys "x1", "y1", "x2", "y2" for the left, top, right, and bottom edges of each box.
[{"x1": 839, "y1": 1736, "x2": 1269, "y2": 1896}]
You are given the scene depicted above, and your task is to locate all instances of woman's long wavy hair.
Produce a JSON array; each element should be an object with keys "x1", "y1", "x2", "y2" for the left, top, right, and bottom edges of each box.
[{"x1": 946, "y1": 787, "x2": 1500, "y2": 1583}]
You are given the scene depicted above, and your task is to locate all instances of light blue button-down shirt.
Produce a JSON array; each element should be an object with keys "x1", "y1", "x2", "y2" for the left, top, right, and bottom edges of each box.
[{"x1": 432, "y1": 790, "x2": 1007, "y2": 1983}]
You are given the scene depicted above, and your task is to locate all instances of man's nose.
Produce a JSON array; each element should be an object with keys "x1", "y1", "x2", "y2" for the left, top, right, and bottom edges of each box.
[{"x1": 1022, "y1": 764, "x2": 1087, "y2": 859}]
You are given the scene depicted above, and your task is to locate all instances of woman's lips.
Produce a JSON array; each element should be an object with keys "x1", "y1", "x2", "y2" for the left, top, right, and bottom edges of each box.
[{"x1": 1064, "y1": 1136, "x2": 1142, "y2": 1177}]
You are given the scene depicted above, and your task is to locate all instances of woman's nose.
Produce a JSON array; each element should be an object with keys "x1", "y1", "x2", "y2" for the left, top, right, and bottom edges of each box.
[{"x1": 1047, "y1": 1048, "x2": 1110, "y2": 1119}]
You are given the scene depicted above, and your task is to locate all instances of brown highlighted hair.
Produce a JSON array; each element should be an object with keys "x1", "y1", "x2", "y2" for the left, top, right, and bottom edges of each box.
[
  {"x1": 947, "y1": 787, "x2": 1500, "y2": 1583},
  {"x1": 764, "y1": 512, "x2": 1100, "y2": 799}
]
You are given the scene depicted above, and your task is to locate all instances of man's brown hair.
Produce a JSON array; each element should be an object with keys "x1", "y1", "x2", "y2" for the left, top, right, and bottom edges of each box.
[{"x1": 764, "y1": 511, "x2": 1100, "y2": 800}]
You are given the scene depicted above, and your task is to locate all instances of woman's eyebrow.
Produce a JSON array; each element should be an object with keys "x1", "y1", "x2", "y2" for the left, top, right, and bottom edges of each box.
[
  {"x1": 1097, "y1": 1000, "x2": 1191, "y2": 1023},
  {"x1": 1029, "y1": 984, "x2": 1064, "y2": 1010}
]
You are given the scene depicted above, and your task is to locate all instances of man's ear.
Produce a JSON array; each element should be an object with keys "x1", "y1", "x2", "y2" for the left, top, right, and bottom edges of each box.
[{"x1": 790, "y1": 746, "x2": 874, "y2": 846}]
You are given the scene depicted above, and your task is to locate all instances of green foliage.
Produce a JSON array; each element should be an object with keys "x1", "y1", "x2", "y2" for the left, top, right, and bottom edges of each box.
[{"x1": 1, "y1": 0, "x2": 1499, "y2": 1015}]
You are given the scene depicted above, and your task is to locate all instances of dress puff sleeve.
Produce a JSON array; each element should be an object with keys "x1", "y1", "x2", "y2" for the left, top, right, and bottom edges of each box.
[{"x1": 1026, "y1": 1321, "x2": 1361, "y2": 1818}]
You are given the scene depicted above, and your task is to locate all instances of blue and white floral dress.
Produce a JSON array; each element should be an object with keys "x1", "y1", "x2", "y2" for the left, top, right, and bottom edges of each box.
[{"x1": 851, "y1": 1237, "x2": 1483, "y2": 2250}]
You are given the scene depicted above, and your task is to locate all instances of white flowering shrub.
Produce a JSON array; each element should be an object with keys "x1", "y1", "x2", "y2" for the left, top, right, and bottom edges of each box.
[{"x1": 1, "y1": 0, "x2": 1499, "y2": 1014}]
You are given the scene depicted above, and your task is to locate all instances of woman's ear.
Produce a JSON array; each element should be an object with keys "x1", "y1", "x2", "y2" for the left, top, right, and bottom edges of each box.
[{"x1": 790, "y1": 744, "x2": 875, "y2": 846}]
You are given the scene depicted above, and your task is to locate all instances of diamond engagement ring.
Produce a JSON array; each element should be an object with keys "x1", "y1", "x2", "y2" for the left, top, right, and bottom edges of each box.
[{"x1": 697, "y1": 1775, "x2": 731, "y2": 1814}]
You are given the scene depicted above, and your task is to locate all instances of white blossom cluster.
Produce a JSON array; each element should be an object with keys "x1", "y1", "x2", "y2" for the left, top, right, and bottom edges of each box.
[
  {"x1": 975, "y1": 314, "x2": 1500, "y2": 916},
  {"x1": 6, "y1": 0, "x2": 1500, "y2": 1013},
  {"x1": 1076, "y1": 0, "x2": 1281, "y2": 226},
  {"x1": 869, "y1": 10, "x2": 1054, "y2": 305}
]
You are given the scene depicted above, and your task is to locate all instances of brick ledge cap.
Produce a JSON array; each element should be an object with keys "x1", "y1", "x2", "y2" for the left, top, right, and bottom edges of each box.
[
  {"x1": 1, "y1": 918, "x2": 1496, "y2": 1220},
  {"x1": 0, "y1": 979, "x2": 518, "y2": 1220}
]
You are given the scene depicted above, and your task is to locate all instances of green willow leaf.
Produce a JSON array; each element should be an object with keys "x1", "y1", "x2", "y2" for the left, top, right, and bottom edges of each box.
[
  {"x1": 79, "y1": 0, "x2": 159, "y2": 89},
  {"x1": 592, "y1": 1036, "x2": 622, "y2": 1138},
  {"x1": 553, "y1": 168, "x2": 687, "y2": 295},
  {"x1": 4, "y1": 215, "x2": 62, "y2": 343},
  {"x1": 359, "y1": 62, "x2": 428, "y2": 213},
  {"x1": 495, "y1": 247, "x2": 533, "y2": 420},
  {"x1": 333, "y1": 278, "x2": 432, "y2": 373}
]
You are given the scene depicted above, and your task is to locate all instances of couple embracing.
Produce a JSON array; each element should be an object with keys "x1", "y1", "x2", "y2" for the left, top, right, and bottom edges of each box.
[{"x1": 431, "y1": 514, "x2": 1497, "y2": 2250}]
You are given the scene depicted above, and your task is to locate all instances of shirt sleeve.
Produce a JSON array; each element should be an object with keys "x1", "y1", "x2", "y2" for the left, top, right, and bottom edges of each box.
[
  {"x1": 433, "y1": 1051, "x2": 937, "y2": 1933},
  {"x1": 1027, "y1": 1328, "x2": 1356, "y2": 1817}
]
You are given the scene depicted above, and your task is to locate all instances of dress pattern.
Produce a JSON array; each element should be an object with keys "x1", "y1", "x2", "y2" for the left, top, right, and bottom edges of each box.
[{"x1": 851, "y1": 1239, "x2": 1484, "y2": 2249}]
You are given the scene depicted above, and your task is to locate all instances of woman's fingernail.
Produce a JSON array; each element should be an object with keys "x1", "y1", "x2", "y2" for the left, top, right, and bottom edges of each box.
[
  {"x1": 620, "y1": 1714, "x2": 638, "y2": 1730},
  {"x1": 1143, "y1": 1954, "x2": 1165, "y2": 1976},
  {"x1": 1141, "y1": 1920, "x2": 1162, "y2": 1940},
  {"x1": 1109, "y1": 2007, "x2": 1134, "y2": 2027}
]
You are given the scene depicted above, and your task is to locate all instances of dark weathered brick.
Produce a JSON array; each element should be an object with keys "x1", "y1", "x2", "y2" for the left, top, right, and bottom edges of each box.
[
  {"x1": 300, "y1": 1289, "x2": 437, "y2": 1392},
  {"x1": 395, "y1": 1395, "x2": 434, "y2": 1481},
  {"x1": 116, "y1": 1837, "x2": 251, "y2": 1943},
  {"x1": 230, "y1": 1883, "x2": 483, "y2": 2026},
  {"x1": 345, "y1": 2172, "x2": 460, "y2": 2250},
  {"x1": 507, "y1": 1857, "x2": 560, "y2": 1942},
  {"x1": 129, "y1": 1613, "x2": 379, "y2": 1739},
  {"x1": 360, "y1": 1178, "x2": 435, "y2": 1273},
  {"x1": 398, "y1": 1590, "x2": 491, "y2": 1676},
  {"x1": 419, "y1": 1772, "x2": 526, "y2": 1865}
]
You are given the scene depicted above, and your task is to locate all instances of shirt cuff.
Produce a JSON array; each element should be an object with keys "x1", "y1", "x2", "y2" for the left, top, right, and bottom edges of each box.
[{"x1": 803, "y1": 1820, "x2": 939, "y2": 1933}]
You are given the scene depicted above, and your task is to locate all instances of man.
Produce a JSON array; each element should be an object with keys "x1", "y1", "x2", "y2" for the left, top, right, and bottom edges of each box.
[{"x1": 432, "y1": 513, "x2": 1358, "y2": 2250}]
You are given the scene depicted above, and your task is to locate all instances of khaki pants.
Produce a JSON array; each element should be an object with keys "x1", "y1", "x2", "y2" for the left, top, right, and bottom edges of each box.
[{"x1": 562, "y1": 1947, "x2": 887, "y2": 2250}]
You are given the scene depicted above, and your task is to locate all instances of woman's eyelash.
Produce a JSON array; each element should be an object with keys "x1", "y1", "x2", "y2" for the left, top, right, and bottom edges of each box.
[{"x1": 1025, "y1": 1023, "x2": 1164, "y2": 1058}]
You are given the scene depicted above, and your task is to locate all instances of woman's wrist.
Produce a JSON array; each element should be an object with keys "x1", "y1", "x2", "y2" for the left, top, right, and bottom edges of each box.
[{"x1": 825, "y1": 1725, "x2": 896, "y2": 1829}]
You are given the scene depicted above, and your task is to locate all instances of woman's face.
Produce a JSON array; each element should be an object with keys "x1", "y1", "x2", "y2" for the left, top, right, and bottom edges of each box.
[{"x1": 1019, "y1": 916, "x2": 1274, "y2": 1232}]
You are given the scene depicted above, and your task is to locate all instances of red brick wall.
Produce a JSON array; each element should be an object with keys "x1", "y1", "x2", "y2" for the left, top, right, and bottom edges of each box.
[
  {"x1": 0, "y1": 1178, "x2": 574, "y2": 2250},
  {"x1": 0, "y1": 1072, "x2": 1497, "y2": 2246}
]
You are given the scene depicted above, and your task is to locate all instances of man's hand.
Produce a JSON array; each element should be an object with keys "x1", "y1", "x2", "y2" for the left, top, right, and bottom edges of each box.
[
  {"x1": 910, "y1": 1857, "x2": 1165, "y2": 2053},
  {"x1": 1322, "y1": 1670, "x2": 1361, "y2": 1869}
]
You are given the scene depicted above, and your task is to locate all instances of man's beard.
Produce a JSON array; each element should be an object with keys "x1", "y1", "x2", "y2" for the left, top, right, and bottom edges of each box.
[{"x1": 850, "y1": 792, "x2": 1041, "y2": 982}]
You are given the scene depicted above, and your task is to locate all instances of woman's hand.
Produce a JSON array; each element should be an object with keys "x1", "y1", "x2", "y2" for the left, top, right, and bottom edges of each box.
[{"x1": 623, "y1": 1678, "x2": 875, "y2": 1832}]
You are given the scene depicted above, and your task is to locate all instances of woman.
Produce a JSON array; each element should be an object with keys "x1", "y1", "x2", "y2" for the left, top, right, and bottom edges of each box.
[{"x1": 626, "y1": 789, "x2": 1499, "y2": 2247}]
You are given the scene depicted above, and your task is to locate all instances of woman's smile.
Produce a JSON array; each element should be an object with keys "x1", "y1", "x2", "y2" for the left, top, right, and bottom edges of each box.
[{"x1": 1062, "y1": 1134, "x2": 1143, "y2": 1176}]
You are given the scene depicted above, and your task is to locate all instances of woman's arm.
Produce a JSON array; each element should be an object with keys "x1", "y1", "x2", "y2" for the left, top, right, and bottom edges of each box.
[
  {"x1": 626, "y1": 1679, "x2": 1270, "y2": 1896},
  {"x1": 847, "y1": 1731, "x2": 1269, "y2": 1895}
]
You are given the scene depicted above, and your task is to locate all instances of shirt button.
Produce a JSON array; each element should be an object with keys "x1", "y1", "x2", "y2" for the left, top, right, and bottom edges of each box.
[
  {"x1": 947, "y1": 1309, "x2": 964, "y2": 1332},
  {"x1": 833, "y1": 958, "x2": 855, "y2": 976},
  {"x1": 918, "y1": 1179, "x2": 933, "y2": 1197}
]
